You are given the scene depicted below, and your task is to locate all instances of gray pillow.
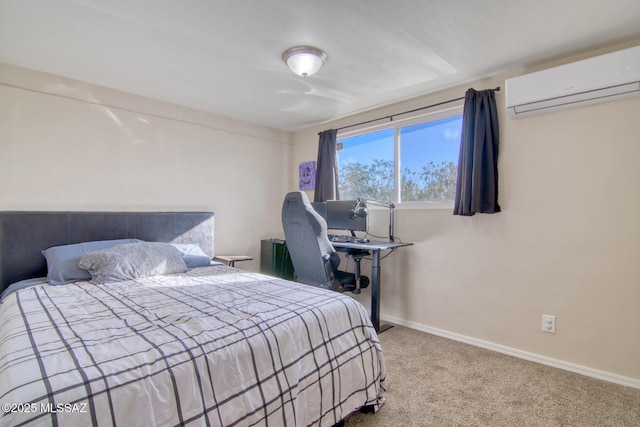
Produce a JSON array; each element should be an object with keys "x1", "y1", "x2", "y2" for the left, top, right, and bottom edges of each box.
[
  {"x1": 169, "y1": 243, "x2": 209, "y2": 257},
  {"x1": 182, "y1": 255, "x2": 212, "y2": 268},
  {"x1": 78, "y1": 242, "x2": 187, "y2": 284},
  {"x1": 170, "y1": 243, "x2": 212, "y2": 268},
  {"x1": 42, "y1": 239, "x2": 141, "y2": 285}
]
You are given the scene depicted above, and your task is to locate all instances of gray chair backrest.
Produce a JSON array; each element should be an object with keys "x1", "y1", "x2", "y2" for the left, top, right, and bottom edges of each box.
[{"x1": 281, "y1": 191, "x2": 337, "y2": 289}]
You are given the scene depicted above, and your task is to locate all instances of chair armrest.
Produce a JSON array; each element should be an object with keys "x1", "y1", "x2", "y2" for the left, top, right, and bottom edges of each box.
[{"x1": 322, "y1": 255, "x2": 335, "y2": 281}]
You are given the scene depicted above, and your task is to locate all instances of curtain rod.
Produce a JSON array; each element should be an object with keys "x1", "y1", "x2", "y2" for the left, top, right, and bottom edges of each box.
[{"x1": 321, "y1": 86, "x2": 500, "y2": 134}]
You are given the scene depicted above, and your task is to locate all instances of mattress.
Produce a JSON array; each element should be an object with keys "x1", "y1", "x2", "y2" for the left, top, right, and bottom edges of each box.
[{"x1": 0, "y1": 265, "x2": 385, "y2": 426}]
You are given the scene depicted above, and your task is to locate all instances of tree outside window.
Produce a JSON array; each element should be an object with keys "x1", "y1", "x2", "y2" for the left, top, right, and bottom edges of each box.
[{"x1": 337, "y1": 113, "x2": 462, "y2": 204}]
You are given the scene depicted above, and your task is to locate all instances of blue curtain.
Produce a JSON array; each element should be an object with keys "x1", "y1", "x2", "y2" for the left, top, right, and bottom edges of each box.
[
  {"x1": 453, "y1": 88, "x2": 501, "y2": 216},
  {"x1": 314, "y1": 129, "x2": 340, "y2": 202}
]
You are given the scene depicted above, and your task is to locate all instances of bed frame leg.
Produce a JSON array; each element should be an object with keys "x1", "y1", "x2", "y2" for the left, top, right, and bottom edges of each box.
[
  {"x1": 333, "y1": 404, "x2": 376, "y2": 426},
  {"x1": 359, "y1": 405, "x2": 375, "y2": 414}
]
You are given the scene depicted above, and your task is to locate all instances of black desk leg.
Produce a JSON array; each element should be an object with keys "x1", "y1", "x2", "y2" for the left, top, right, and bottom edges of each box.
[
  {"x1": 371, "y1": 250, "x2": 380, "y2": 331},
  {"x1": 370, "y1": 249, "x2": 393, "y2": 334}
]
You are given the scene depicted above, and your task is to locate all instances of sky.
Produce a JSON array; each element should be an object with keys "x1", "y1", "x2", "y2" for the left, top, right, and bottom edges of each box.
[{"x1": 338, "y1": 115, "x2": 462, "y2": 173}]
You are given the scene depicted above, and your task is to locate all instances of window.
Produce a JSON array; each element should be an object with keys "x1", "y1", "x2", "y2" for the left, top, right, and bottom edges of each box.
[{"x1": 337, "y1": 108, "x2": 463, "y2": 205}]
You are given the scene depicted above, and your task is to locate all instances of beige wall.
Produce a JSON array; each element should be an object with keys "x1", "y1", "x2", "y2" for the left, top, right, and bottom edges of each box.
[
  {"x1": 0, "y1": 63, "x2": 293, "y2": 267},
  {"x1": 3, "y1": 39, "x2": 639, "y2": 385},
  {"x1": 292, "y1": 41, "x2": 640, "y2": 383}
]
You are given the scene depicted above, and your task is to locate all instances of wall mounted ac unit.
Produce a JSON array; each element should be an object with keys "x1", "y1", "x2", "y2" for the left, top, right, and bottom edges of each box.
[{"x1": 505, "y1": 45, "x2": 640, "y2": 118}]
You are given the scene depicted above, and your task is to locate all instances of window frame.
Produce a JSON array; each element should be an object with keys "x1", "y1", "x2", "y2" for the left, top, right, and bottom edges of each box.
[{"x1": 337, "y1": 104, "x2": 464, "y2": 209}]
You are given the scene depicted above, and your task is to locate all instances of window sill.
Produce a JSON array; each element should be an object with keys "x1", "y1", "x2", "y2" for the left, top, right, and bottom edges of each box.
[
  {"x1": 366, "y1": 201, "x2": 453, "y2": 211},
  {"x1": 396, "y1": 201, "x2": 453, "y2": 210}
]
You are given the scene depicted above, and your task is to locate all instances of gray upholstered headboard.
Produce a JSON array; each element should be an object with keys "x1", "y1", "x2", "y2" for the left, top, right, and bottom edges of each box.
[{"x1": 0, "y1": 211, "x2": 214, "y2": 292}]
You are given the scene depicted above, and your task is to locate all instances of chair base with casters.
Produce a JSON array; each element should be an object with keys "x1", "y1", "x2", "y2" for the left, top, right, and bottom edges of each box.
[
  {"x1": 281, "y1": 191, "x2": 369, "y2": 294},
  {"x1": 322, "y1": 251, "x2": 370, "y2": 294}
]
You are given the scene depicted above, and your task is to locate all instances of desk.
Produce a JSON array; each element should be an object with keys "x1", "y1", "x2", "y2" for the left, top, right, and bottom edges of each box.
[{"x1": 332, "y1": 240, "x2": 413, "y2": 332}]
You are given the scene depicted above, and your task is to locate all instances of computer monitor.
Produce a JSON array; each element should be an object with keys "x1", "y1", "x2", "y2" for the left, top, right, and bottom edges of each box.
[{"x1": 326, "y1": 200, "x2": 367, "y2": 233}]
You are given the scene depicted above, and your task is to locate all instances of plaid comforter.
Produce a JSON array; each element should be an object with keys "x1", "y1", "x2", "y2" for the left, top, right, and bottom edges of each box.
[{"x1": 0, "y1": 266, "x2": 385, "y2": 426}]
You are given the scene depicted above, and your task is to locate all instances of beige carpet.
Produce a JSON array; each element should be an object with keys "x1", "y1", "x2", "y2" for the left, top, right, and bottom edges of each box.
[{"x1": 345, "y1": 325, "x2": 640, "y2": 427}]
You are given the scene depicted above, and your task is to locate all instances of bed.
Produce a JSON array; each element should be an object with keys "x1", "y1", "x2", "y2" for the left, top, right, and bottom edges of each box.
[{"x1": 0, "y1": 212, "x2": 385, "y2": 427}]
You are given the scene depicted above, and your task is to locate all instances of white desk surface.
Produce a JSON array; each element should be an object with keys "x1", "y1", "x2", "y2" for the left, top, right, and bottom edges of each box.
[{"x1": 331, "y1": 240, "x2": 413, "y2": 251}]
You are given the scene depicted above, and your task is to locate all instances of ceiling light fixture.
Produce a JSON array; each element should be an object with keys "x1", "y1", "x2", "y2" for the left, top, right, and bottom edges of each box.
[{"x1": 282, "y1": 46, "x2": 327, "y2": 77}]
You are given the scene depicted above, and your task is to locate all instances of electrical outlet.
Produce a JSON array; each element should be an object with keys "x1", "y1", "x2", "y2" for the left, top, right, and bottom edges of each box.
[{"x1": 542, "y1": 314, "x2": 556, "y2": 334}]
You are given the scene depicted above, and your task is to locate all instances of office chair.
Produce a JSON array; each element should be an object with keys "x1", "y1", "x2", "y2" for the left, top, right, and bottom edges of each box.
[{"x1": 281, "y1": 191, "x2": 369, "y2": 292}]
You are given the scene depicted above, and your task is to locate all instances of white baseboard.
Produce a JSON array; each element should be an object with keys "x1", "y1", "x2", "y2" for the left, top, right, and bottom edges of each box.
[{"x1": 380, "y1": 314, "x2": 640, "y2": 390}]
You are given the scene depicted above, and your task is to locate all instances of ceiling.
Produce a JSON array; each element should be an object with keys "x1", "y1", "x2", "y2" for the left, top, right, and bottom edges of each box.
[{"x1": 1, "y1": 1, "x2": 640, "y2": 132}]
